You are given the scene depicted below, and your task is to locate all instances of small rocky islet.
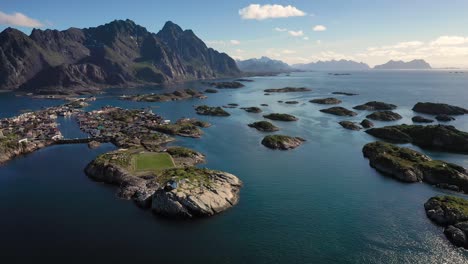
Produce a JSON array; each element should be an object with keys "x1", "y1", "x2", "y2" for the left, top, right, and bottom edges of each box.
[
  {"x1": 332, "y1": 92, "x2": 358, "y2": 96},
  {"x1": 85, "y1": 147, "x2": 242, "y2": 218},
  {"x1": 413, "y1": 102, "x2": 468, "y2": 115},
  {"x1": 365, "y1": 124, "x2": 468, "y2": 153},
  {"x1": 425, "y1": 196, "x2": 468, "y2": 249},
  {"x1": 248, "y1": 121, "x2": 279, "y2": 132},
  {"x1": 309, "y1": 97, "x2": 342, "y2": 105},
  {"x1": 263, "y1": 113, "x2": 298, "y2": 121},
  {"x1": 353, "y1": 101, "x2": 397, "y2": 111},
  {"x1": 241, "y1": 107, "x2": 262, "y2": 113},
  {"x1": 151, "y1": 118, "x2": 211, "y2": 138},
  {"x1": 206, "y1": 81, "x2": 245, "y2": 89},
  {"x1": 412, "y1": 116, "x2": 434, "y2": 123},
  {"x1": 121, "y1": 89, "x2": 206, "y2": 102},
  {"x1": 261, "y1": 135, "x2": 305, "y2": 150},
  {"x1": 366, "y1": 110, "x2": 402, "y2": 121},
  {"x1": 339, "y1": 121, "x2": 362, "y2": 131},
  {"x1": 195, "y1": 105, "x2": 230, "y2": 116},
  {"x1": 436, "y1": 114, "x2": 456, "y2": 122},
  {"x1": 360, "y1": 119, "x2": 375, "y2": 128},
  {"x1": 320, "y1": 107, "x2": 357, "y2": 117},
  {"x1": 264, "y1": 87, "x2": 311, "y2": 93},
  {"x1": 363, "y1": 141, "x2": 468, "y2": 191}
]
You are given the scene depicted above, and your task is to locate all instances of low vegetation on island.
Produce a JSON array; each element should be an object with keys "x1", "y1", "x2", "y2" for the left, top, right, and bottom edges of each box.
[{"x1": 195, "y1": 105, "x2": 230, "y2": 116}]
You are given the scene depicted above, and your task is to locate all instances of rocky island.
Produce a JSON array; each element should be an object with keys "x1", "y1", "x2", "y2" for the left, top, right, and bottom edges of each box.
[
  {"x1": 412, "y1": 102, "x2": 468, "y2": 115},
  {"x1": 207, "y1": 81, "x2": 245, "y2": 89},
  {"x1": 204, "y1": 88, "x2": 218, "y2": 93},
  {"x1": 85, "y1": 147, "x2": 242, "y2": 218},
  {"x1": 150, "y1": 118, "x2": 211, "y2": 138},
  {"x1": 363, "y1": 141, "x2": 468, "y2": 191},
  {"x1": 365, "y1": 124, "x2": 468, "y2": 153},
  {"x1": 195, "y1": 105, "x2": 230, "y2": 116},
  {"x1": 261, "y1": 135, "x2": 305, "y2": 150},
  {"x1": 366, "y1": 111, "x2": 402, "y2": 121},
  {"x1": 436, "y1": 114, "x2": 456, "y2": 122},
  {"x1": 241, "y1": 107, "x2": 262, "y2": 113},
  {"x1": 309, "y1": 98, "x2": 342, "y2": 105},
  {"x1": 339, "y1": 121, "x2": 362, "y2": 131},
  {"x1": 263, "y1": 113, "x2": 298, "y2": 121},
  {"x1": 121, "y1": 89, "x2": 206, "y2": 102},
  {"x1": 248, "y1": 121, "x2": 279, "y2": 132},
  {"x1": 263, "y1": 87, "x2": 311, "y2": 93},
  {"x1": 320, "y1": 107, "x2": 357, "y2": 117},
  {"x1": 425, "y1": 196, "x2": 468, "y2": 249},
  {"x1": 360, "y1": 119, "x2": 374, "y2": 128},
  {"x1": 353, "y1": 101, "x2": 397, "y2": 111},
  {"x1": 332, "y1": 92, "x2": 358, "y2": 96},
  {"x1": 412, "y1": 116, "x2": 434, "y2": 123}
]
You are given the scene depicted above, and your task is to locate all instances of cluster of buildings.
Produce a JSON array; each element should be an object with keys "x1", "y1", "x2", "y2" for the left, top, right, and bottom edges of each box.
[
  {"x1": 76, "y1": 107, "x2": 165, "y2": 140},
  {"x1": 0, "y1": 105, "x2": 82, "y2": 145}
]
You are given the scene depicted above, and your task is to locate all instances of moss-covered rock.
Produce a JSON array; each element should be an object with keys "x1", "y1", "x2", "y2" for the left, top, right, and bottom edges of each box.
[
  {"x1": 366, "y1": 111, "x2": 402, "y2": 121},
  {"x1": 360, "y1": 119, "x2": 374, "y2": 128},
  {"x1": 339, "y1": 121, "x2": 362, "y2": 131},
  {"x1": 241, "y1": 107, "x2": 262, "y2": 113},
  {"x1": 353, "y1": 101, "x2": 397, "y2": 111},
  {"x1": 320, "y1": 107, "x2": 357, "y2": 117},
  {"x1": 264, "y1": 87, "x2": 311, "y2": 93},
  {"x1": 412, "y1": 116, "x2": 434, "y2": 123},
  {"x1": 365, "y1": 124, "x2": 468, "y2": 153},
  {"x1": 261, "y1": 135, "x2": 305, "y2": 150},
  {"x1": 363, "y1": 142, "x2": 468, "y2": 190},
  {"x1": 436, "y1": 114, "x2": 456, "y2": 122},
  {"x1": 248, "y1": 121, "x2": 279, "y2": 132},
  {"x1": 263, "y1": 113, "x2": 298, "y2": 121},
  {"x1": 195, "y1": 105, "x2": 230, "y2": 116},
  {"x1": 309, "y1": 98, "x2": 342, "y2": 105},
  {"x1": 413, "y1": 102, "x2": 468, "y2": 115},
  {"x1": 122, "y1": 89, "x2": 205, "y2": 102},
  {"x1": 425, "y1": 196, "x2": 468, "y2": 249}
]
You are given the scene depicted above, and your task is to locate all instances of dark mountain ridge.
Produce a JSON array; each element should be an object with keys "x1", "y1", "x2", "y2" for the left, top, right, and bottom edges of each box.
[
  {"x1": 374, "y1": 59, "x2": 432, "y2": 70},
  {"x1": 0, "y1": 19, "x2": 240, "y2": 94},
  {"x1": 293, "y1": 59, "x2": 370, "y2": 71}
]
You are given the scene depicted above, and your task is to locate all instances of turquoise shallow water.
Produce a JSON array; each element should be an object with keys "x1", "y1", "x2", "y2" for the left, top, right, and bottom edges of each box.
[{"x1": 1, "y1": 71, "x2": 468, "y2": 263}]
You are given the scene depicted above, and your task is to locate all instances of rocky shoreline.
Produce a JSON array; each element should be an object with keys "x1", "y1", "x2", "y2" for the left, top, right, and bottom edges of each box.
[{"x1": 85, "y1": 147, "x2": 242, "y2": 218}]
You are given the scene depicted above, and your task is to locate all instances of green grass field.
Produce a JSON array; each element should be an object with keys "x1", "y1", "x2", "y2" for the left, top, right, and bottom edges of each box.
[{"x1": 132, "y1": 152, "x2": 175, "y2": 172}]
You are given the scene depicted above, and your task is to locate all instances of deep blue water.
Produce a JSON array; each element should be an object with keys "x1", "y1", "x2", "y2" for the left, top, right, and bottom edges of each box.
[{"x1": 1, "y1": 71, "x2": 468, "y2": 263}]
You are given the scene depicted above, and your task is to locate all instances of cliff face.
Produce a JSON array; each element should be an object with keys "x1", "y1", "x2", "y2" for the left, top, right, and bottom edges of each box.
[{"x1": 0, "y1": 20, "x2": 240, "y2": 93}]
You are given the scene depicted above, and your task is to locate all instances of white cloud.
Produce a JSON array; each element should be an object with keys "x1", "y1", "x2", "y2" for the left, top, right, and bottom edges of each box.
[
  {"x1": 274, "y1": 27, "x2": 288, "y2": 32},
  {"x1": 207, "y1": 40, "x2": 241, "y2": 47},
  {"x1": 313, "y1": 25, "x2": 327, "y2": 32},
  {"x1": 288, "y1": 30, "x2": 304, "y2": 37},
  {"x1": 239, "y1": 4, "x2": 306, "y2": 20},
  {"x1": 0, "y1": 10, "x2": 44, "y2": 27},
  {"x1": 310, "y1": 51, "x2": 356, "y2": 61},
  {"x1": 303, "y1": 36, "x2": 309, "y2": 40},
  {"x1": 430, "y1": 36, "x2": 468, "y2": 46},
  {"x1": 282, "y1": 49, "x2": 296, "y2": 54}
]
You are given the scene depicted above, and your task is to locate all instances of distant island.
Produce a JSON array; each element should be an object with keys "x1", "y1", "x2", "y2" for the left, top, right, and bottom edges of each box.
[
  {"x1": 0, "y1": 20, "x2": 240, "y2": 95},
  {"x1": 293, "y1": 59, "x2": 370, "y2": 71},
  {"x1": 236, "y1": 57, "x2": 293, "y2": 73},
  {"x1": 374, "y1": 59, "x2": 432, "y2": 70}
]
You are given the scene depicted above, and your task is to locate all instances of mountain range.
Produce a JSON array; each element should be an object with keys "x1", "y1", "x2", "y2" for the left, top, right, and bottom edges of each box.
[
  {"x1": 374, "y1": 59, "x2": 432, "y2": 70},
  {"x1": 236, "y1": 57, "x2": 293, "y2": 73},
  {"x1": 0, "y1": 20, "x2": 240, "y2": 94},
  {"x1": 293, "y1": 60, "x2": 370, "y2": 71}
]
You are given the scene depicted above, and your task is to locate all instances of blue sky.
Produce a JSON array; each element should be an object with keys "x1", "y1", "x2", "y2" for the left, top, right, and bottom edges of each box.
[{"x1": 1, "y1": 0, "x2": 468, "y2": 67}]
